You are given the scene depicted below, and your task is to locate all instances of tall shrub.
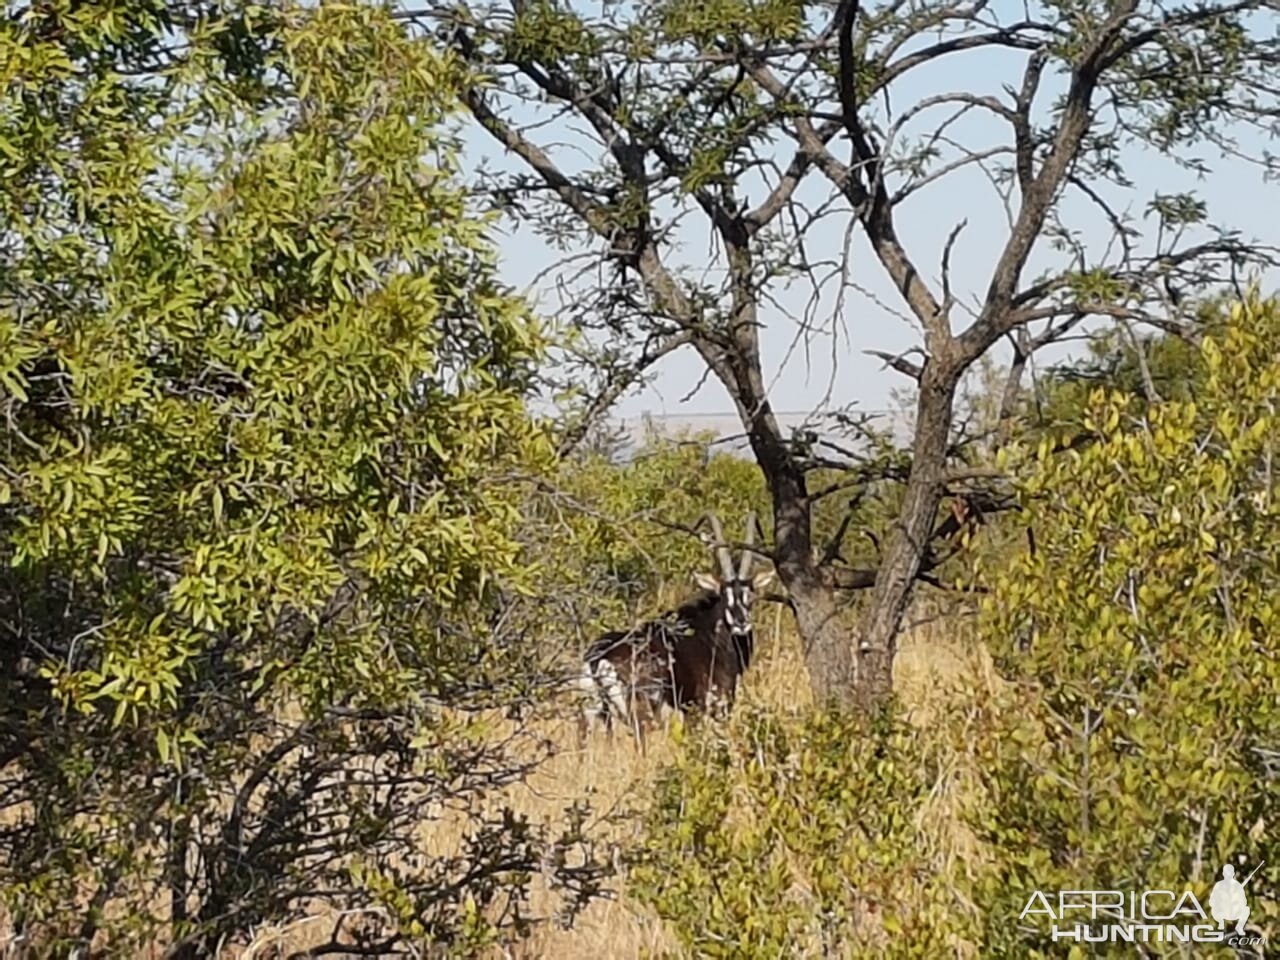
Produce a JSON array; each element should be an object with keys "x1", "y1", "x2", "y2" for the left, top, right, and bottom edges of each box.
[{"x1": 975, "y1": 297, "x2": 1280, "y2": 955}]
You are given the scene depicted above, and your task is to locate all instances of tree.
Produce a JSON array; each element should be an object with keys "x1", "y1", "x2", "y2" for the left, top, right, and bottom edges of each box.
[
  {"x1": 974, "y1": 296, "x2": 1279, "y2": 953},
  {"x1": 1, "y1": 3, "x2": 603, "y2": 955},
  {"x1": 627, "y1": 298, "x2": 1280, "y2": 957},
  {"x1": 400, "y1": 0, "x2": 1280, "y2": 709}
]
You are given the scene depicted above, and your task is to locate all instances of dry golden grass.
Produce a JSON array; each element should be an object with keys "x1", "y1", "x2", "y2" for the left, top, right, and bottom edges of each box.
[
  {"x1": 4, "y1": 611, "x2": 997, "y2": 960},
  {"x1": 462, "y1": 612, "x2": 993, "y2": 960}
]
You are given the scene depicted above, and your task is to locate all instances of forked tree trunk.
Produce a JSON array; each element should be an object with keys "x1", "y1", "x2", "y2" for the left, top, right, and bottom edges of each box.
[
  {"x1": 744, "y1": 366, "x2": 959, "y2": 712},
  {"x1": 851, "y1": 364, "x2": 957, "y2": 710}
]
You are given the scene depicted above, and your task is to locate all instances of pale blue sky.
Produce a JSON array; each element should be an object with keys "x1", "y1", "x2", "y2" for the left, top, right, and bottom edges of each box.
[{"x1": 456, "y1": 5, "x2": 1279, "y2": 419}]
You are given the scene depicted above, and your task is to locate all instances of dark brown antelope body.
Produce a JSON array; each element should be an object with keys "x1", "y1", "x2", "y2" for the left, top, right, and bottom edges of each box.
[{"x1": 578, "y1": 514, "x2": 774, "y2": 747}]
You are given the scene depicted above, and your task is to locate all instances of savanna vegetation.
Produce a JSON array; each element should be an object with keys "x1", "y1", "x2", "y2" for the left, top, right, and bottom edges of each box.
[{"x1": 2, "y1": 1, "x2": 1277, "y2": 958}]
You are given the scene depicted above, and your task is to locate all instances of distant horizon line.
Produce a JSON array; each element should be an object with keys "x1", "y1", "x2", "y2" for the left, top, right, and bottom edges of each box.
[
  {"x1": 605, "y1": 409, "x2": 915, "y2": 447},
  {"x1": 613, "y1": 409, "x2": 901, "y2": 419}
]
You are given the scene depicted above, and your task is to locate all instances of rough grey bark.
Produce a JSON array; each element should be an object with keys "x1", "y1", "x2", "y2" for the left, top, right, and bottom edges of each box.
[{"x1": 852, "y1": 363, "x2": 958, "y2": 707}]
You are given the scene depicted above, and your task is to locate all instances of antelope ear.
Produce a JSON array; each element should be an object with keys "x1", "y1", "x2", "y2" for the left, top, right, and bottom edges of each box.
[
  {"x1": 752, "y1": 570, "x2": 776, "y2": 591},
  {"x1": 693, "y1": 572, "x2": 721, "y2": 592}
]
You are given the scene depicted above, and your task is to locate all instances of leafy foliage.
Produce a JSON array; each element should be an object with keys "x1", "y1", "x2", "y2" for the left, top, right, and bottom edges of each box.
[
  {"x1": 973, "y1": 296, "x2": 1280, "y2": 955},
  {"x1": 1036, "y1": 305, "x2": 1229, "y2": 430},
  {"x1": 0, "y1": 3, "x2": 604, "y2": 955},
  {"x1": 522, "y1": 437, "x2": 770, "y2": 652},
  {"x1": 630, "y1": 706, "x2": 979, "y2": 958}
]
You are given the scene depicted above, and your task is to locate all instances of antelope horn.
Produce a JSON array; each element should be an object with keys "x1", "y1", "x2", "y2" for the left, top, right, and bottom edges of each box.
[
  {"x1": 738, "y1": 512, "x2": 756, "y2": 579},
  {"x1": 706, "y1": 512, "x2": 735, "y2": 581}
]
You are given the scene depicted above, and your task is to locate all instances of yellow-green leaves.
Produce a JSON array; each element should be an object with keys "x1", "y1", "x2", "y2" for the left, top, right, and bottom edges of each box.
[
  {"x1": 632, "y1": 707, "x2": 979, "y2": 958},
  {"x1": 3, "y1": 0, "x2": 551, "y2": 731},
  {"x1": 0, "y1": 5, "x2": 595, "y2": 955},
  {"x1": 656, "y1": 0, "x2": 805, "y2": 47},
  {"x1": 974, "y1": 296, "x2": 1280, "y2": 955}
]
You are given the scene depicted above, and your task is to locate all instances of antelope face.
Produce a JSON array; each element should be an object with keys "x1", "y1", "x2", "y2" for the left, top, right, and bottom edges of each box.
[
  {"x1": 698, "y1": 510, "x2": 776, "y2": 638},
  {"x1": 695, "y1": 570, "x2": 777, "y2": 637}
]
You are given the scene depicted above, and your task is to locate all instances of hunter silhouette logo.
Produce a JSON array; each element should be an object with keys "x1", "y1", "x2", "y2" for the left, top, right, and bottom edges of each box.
[{"x1": 1210, "y1": 861, "x2": 1263, "y2": 936}]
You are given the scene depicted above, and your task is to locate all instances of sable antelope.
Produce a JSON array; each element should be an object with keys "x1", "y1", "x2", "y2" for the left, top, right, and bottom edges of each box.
[{"x1": 577, "y1": 513, "x2": 775, "y2": 748}]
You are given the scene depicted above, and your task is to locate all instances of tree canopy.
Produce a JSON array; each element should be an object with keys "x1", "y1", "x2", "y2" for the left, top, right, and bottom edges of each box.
[{"x1": 1, "y1": 3, "x2": 600, "y2": 955}]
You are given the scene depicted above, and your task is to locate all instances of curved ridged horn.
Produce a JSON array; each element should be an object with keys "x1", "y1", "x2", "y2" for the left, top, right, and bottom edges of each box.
[
  {"x1": 738, "y1": 512, "x2": 757, "y2": 579},
  {"x1": 706, "y1": 513, "x2": 735, "y2": 581}
]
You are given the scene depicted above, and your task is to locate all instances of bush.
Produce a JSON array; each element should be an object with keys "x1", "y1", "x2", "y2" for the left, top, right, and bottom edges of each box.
[
  {"x1": 973, "y1": 296, "x2": 1280, "y2": 955},
  {"x1": 629, "y1": 706, "x2": 980, "y2": 958},
  {"x1": 519, "y1": 438, "x2": 770, "y2": 655}
]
